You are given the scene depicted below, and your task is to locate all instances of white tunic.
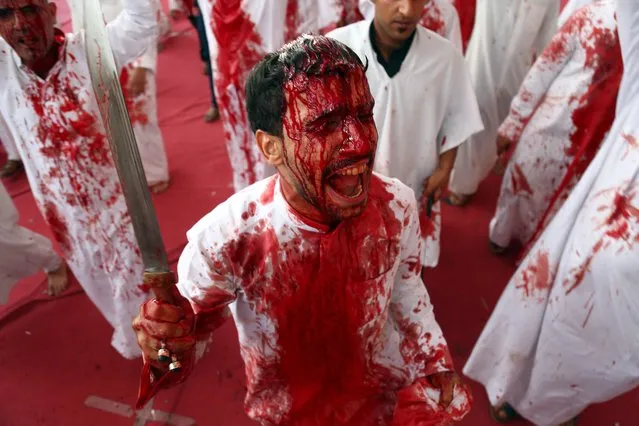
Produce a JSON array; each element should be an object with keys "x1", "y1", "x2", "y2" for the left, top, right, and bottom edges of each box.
[
  {"x1": 464, "y1": 2, "x2": 639, "y2": 424},
  {"x1": 358, "y1": 0, "x2": 463, "y2": 50},
  {"x1": 0, "y1": 0, "x2": 157, "y2": 358},
  {"x1": 559, "y1": 0, "x2": 596, "y2": 27},
  {"x1": 489, "y1": 0, "x2": 621, "y2": 249},
  {"x1": 70, "y1": 0, "x2": 169, "y2": 186},
  {"x1": 0, "y1": 182, "x2": 61, "y2": 305},
  {"x1": 449, "y1": 0, "x2": 558, "y2": 196},
  {"x1": 328, "y1": 21, "x2": 483, "y2": 267},
  {"x1": 0, "y1": 114, "x2": 19, "y2": 162},
  {"x1": 199, "y1": 0, "x2": 342, "y2": 192},
  {"x1": 176, "y1": 173, "x2": 470, "y2": 425}
]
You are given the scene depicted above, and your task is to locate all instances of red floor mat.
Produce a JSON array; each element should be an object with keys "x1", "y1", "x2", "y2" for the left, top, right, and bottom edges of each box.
[{"x1": 1, "y1": 9, "x2": 637, "y2": 426}]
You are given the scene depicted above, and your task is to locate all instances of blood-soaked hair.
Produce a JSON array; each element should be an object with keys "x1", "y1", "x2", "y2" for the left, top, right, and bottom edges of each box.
[{"x1": 246, "y1": 34, "x2": 366, "y2": 137}]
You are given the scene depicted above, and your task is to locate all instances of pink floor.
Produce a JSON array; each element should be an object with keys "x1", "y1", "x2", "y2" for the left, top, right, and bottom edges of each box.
[{"x1": 0, "y1": 3, "x2": 637, "y2": 425}]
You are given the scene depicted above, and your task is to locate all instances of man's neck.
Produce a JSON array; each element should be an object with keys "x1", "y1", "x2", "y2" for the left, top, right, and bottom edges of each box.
[
  {"x1": 27, "y1": 40, "x2": 60, "y2": 79},
  {"x1": 371, "y1": 20, "x2": 406, "y2": 62},
  {"x1": 279, "y1": 175, "x2": 332, "y2": 228}
]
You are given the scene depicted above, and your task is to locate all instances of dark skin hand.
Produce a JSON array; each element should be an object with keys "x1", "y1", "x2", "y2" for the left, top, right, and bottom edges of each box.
[
  {"x1": 127, "y1": 67, "x2": 149, "y2": 98},
  {"x1": 422, "y1": 148, "x2": 457, "y2": 202}
]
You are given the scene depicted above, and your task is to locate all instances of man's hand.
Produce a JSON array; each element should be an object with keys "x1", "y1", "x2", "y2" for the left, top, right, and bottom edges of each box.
[
  {"x1": 497, "y1": 134, "x2": 514, "y2": 155},
  {"x1": 429, "y1": 371, "x2": 465, "y2": 408},
  {"x1": 422, "y1": 167, "x2": 452, "y2": 202},
  {"x1": 132, "y1": 297, "x2": 196, "y2": 373},
  {"x1": 127, "y1": 67, "x2": 148, "y2": 98}
]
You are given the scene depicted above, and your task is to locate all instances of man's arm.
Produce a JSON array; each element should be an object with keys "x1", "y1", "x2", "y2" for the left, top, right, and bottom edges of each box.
[
  {"x1": 390, "y1": 194, "x2": 472, "y2": 421},
  {"x1": 498, "y1": 11, "x2": 579, "y2": 147},
  {"x1": 106, "y1": 0, "x2": 159, "y2": 70}
]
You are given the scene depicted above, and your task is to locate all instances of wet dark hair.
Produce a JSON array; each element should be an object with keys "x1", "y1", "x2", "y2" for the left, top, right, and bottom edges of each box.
[{"x1": 245, "y1": 34, "x2": 366, "y2": 138}]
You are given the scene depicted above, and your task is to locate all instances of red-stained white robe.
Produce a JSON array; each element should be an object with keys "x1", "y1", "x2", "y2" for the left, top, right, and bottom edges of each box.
[
  {"x1": 198, "y1": 0, "x2": 343, "y2": 192},
  {"x1": 176, "y1": 173, "x2": 471, "y2": 425},
  {"x1": 0, "y1": 0, "x2": 157, "y2": 358},
  {"x1": 489, "y1": 0, "x2": 622, "y2": 249},
  {"x1": 464, "y1": 2, "x2": 639, "y2": 424}
]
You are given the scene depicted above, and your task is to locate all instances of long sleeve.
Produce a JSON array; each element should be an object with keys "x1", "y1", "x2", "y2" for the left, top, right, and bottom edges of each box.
[
  {"x1": 390, "y1": 196, "x2": 472, "y2": 423},
  {"x1": 498, "y1": 13, "x2": 579, "y2": 142},
  {"x1": 176, "y1": 220, "x2": 237, "y2": 333},
  {"x1": 106, "y1": 0, "x2": 158, "y2": 70}
]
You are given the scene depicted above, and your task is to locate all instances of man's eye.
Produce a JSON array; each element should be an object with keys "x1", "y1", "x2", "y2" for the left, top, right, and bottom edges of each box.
[
  {"x1": 0, "y1": 9, "x2": 13, "y2": 20},
  {"x1": 21, "y1": 5, "x2": 39, "y2": 14},
  {"x1": 324, "y1": 117, "x2": 341, "y2": 131}
]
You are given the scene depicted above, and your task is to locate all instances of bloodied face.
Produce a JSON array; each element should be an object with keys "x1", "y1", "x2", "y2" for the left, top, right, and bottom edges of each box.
[
  {"x1": 373, "y1": 0, "x2": 428, "y2": 43},
  {"x1": 279, "y1": 65, "x2": 378, "y2": 224},
  {"x1": 0, "y1": 0, "x2": 56, "y2": 64}
]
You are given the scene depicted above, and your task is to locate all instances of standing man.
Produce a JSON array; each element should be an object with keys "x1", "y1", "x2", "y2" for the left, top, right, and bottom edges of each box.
[
  {"x1": 489, "y1": 0, "x2": 622, "y2": 254},
  {"x1": 359, "y1": 0, "x2": 463, "y2": 50},
  {"x1": 328, "y1": 0, "x2": 483, "y2": 268},
  {"x1": 70, "y1": 0, "x2": 171, "y2": 194},
  {"x1": 199, "y1": 0, "x2": 342, "y2": 192},
  {"x1": 448, "y1": 0, "x2": 558, "y2": 206},
  {"x1": 0, "y1": 0, "x2": 157, "y2": 358},
  {"x1": 133, "y1": 35, "x2": 472, "y2": 425},
  {"x1": 465, "y1": 2, "x2": 639, "y2": 424},
  {"x1": 0, "y1": 181, "x2": 67, "y2": 304}
]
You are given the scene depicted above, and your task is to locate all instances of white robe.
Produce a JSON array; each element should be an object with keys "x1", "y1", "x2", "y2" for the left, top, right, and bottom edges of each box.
[
  {"x1": 0, "y1": 182, "x2": 61, "y2": 305},
  {"x1": 199, "y1": 0, "x2": 342, "y2": 192},
  {"x1": 464, "y1": 2, "x2": 639, "y2": 424},
  {"x1": 358, "y1": 0, "x2": 463, "y2": 50},
  {"x1": 489, "y1": 0, "x2": 621, "y2": 249},
  {"x1": 449, "y1": 0, "x2": 558, "y2": 196},
  {"x1": 0, "y1": 0, "x2": 157, "y2": 358},
  {"x1": 70, "y1": 0, "x2": 169, "y2": 186},
  {"x1": 176, "y1": 173, "x2": 470, "y2": 424},
  {"x1": 328, "y1": 22, "x2": 483, "y2": 267},
  {"x1": 0, "y1": 114, "x2": 20, "y2": 162},
  {"x1": 559, "y1": 0, "x2": 596, "y2": 27}
]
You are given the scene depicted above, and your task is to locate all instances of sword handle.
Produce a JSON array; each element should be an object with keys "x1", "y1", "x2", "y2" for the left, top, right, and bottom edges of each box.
[{"x1": 143, "y1": 270, "x2": 176, "y2": 303}]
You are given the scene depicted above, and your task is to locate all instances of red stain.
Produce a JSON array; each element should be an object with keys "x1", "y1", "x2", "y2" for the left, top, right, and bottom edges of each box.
[
  {"x1": 515, "y1": 250, "x2": 552, "y2": 299},
  {"x1": 451, "y1": 0, "x2": 476, "y2": 52},
  {"x1": 510, "y1": 163, "x2": 533, "y2": 195},
  {"x1": 284, "y1": 0, "x2": 300, "y2": 43},
  {"x1": 211, "y1": 0, "x2": 264, "y2": 186},
  {"x1": 621, "y1": 133, "x2": 639, "y2": 159},
  {"x1": 420, "y1": 2, "x2": 446, "y2": 37},
  {"x1": 43, "y1": 201, "x2": 72, "y2": 255},
  {"x1": 119, "y1": 67, "x2": 150, "y2": 126},
  {"x1": 418, "y1": 202, "x2": 438, "y2": 240},
  {"x1": 260, "y1": 177, "x2": 277, "y2": 205},
  {"x1": 523, "y1": 11, "x2": 622, "y2": 253}
]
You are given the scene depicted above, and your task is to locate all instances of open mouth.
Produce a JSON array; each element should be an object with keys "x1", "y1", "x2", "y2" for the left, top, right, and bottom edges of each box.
[{"x1": 325, "y1": 160, "x2": 370, "y2": 204}]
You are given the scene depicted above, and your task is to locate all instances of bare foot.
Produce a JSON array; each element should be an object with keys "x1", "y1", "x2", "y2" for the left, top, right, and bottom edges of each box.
[
  {"x1": 204, "y1": 107, "x2": 220, "y2": 123},
  {"x1": 150, "y1": 181, "x2": 170, "y2": 194},
  {"x1": 1, "y1": 159, "x2": 23, "y2": 178},
  {"x1": 46, "y1": 262, "x2": 69, "y2": 297}
]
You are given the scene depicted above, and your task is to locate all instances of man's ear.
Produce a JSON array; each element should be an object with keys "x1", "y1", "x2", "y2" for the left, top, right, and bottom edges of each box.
[
  {"x1": 48, "y1": 1, "x2": 58, "y2": 21},
  {"x1": 256, "y1": 130, "x2": 284, "y2": 167}
]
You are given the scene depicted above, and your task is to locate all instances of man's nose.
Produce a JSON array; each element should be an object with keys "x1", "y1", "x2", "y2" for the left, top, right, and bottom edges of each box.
[
  {"x1": 397, "y1": 0, "x2": 419, "y2": 17},
  {"x1": 340, "y1": 116, "x2": 372, "y2": 156}
]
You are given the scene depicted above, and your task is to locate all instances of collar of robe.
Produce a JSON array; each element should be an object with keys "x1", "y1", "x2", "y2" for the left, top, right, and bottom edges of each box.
[{"x1": 368, "y1": 21, "x2": 416, "y2": 78}]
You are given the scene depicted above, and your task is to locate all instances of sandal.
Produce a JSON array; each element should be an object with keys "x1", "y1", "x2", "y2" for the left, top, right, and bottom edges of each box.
[{"x1": 490, "y1": 403, "x2": 521, "y2": 423}]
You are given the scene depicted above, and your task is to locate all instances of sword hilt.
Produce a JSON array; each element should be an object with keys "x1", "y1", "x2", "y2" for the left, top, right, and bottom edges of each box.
[{"x1": 143, "y1": 270, "x2": 176, "y2": 303}]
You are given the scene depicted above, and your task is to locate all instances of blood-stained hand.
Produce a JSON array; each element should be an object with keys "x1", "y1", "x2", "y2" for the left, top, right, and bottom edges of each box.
[
  {"x1": 127, "y1": 67, "x2": 148, "y2": 98},
  {"x1": 429, "y1": 371, "x2": 465, "y2": 408},
  {"x1": 132, "y1": 286, "x2": 196, "y2": 408}
]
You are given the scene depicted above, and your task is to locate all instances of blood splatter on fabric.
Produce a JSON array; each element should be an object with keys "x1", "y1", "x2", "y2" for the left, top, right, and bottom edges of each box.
[
  {"x1": 421, "y1": 1, "x2": 446, "y2": 37},
  {"x1": 119, "y1": 67, "x2": 150, "y2": 126},
  {"x1": 451, "y1": 0, "x2": 476, "y2": 52}
]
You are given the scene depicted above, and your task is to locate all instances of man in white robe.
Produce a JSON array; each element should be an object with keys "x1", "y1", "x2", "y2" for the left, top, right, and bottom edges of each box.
[
  {"x1": 199, "y1": 0, "x2": 342, "y2": 192},
  {"x1": 447, "y1": 0, "x2": 558, "y2": 205},
  {"x1": 464, "y1": 2, "x2": 639, "y2": 424},
  {"x1": 0, "y1": 181, "x2": 67, "y2": 304},
  {"x1": 359, "y1": 0, "x2": 463, "y2": 50},
  {"x1": 70, "y1": 0, "x2": 170, "y2": 193},
  {"x1": 0, "y1": 0, "x2": 156, "y2": 358},
  {"x1": 489, "y1": 0, "x2": 622, "y2": 253},
  {"x1": 132, "y1": 35, "x2": 472, "y2": 425},
  {"x1": 328, "y1": 0, "x2": 483, "y2": 268}
]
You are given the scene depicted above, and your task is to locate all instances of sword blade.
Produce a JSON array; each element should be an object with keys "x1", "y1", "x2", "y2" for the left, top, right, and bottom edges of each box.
[{"x1": 82, "y1": 0, "x2": 169, "y2": 273}]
